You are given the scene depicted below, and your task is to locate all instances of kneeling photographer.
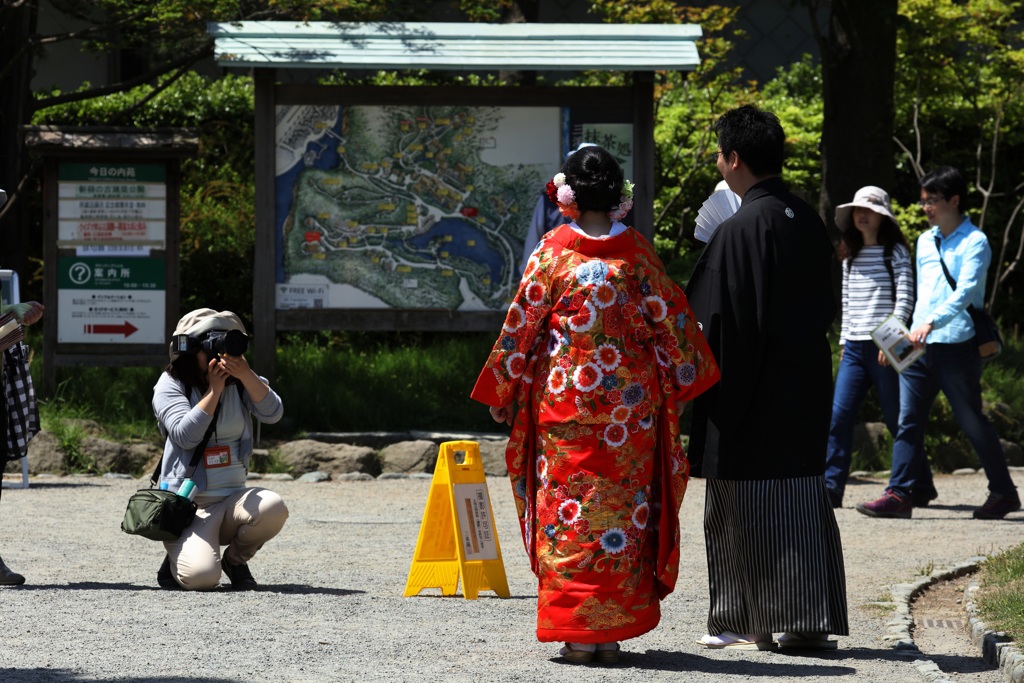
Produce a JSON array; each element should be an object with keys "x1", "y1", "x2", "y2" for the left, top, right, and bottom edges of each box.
[{"x1": 152, "y1": 308, "x2": 286, "y2": 590}]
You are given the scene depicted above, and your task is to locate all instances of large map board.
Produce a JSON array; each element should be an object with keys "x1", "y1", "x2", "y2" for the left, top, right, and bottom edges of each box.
[{"x1": 275, "y1": 105, "x2": 562, "y2": 311}]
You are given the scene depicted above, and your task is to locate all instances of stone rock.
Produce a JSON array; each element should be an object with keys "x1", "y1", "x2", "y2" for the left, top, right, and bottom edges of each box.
[
  {"x1": 305, "y1": 432, "x2": 412, "y2": 449},
  {"x1": 24, "y1": 431, "x2": 65, "y2": 474},
  {"x1": 129, "y1": 443, "x2": 163, "y2": 476},
  {"x1": 336, "y1": 472, "x2": 375, "y2": 481},
  {"x1": 249, "y1": 448, "x2": 272, "y2": 473},
  {"x1": 477, "y1": 438, "x2": 509, "y2": 477},
  {"x1": 276, "y1": 439, "x2": 379, "y2": 476},
  {"x1": 379, "y1": 440, "x2": 438, "y2": 474},
  {"x1": 852, "y1": 421, "x2": 890, "y2": 465},
  {"x1": 297, "y1": 471, "x2": 330, "y2": 483},
  {"x1": 953, "y1": 468, "x2": 978, "y2": 475},
  {"x1": 1001, "y1": 440, "x2": 1024, "y2": 467},
  {"x1": 408, "y1": 430, "x2": 507, "y2": 443},
  {"x1": 378, "y1": 472, "x2": 410, "y2": 480},
  {"x1": 81, "y1": 436, "x2": 153, "y2": 474}
]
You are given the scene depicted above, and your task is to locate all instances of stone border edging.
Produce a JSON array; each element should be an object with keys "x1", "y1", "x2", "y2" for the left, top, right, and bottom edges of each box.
[
  {"x1": 964, "y1": 575, "x2": 1024, "y2": 682},
  {"x1": 884, "y1": 557, "x2": 986, "y2": 683},
  {"x1": 884, "y1": 555, "x2": 1024, "y2": 683}
]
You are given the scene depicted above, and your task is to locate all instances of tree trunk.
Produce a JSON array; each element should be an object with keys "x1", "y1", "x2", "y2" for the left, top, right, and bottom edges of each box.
[
  {"x1": 0, "y1": 2, "x2": 39, "y2": 280},
  {"x1": 820, "y1": 0, "x2": 898, "y2": 238}
]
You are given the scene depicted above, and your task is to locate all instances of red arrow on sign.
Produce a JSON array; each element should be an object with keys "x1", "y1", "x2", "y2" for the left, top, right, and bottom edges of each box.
[{"x1": 84, "y1": 321, "x2": 138, "y2": 337}]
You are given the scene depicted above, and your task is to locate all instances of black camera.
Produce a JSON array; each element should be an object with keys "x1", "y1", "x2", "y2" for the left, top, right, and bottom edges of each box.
[
  {"x1": 172, "y1": 329, "x2": 249, "y2": 357},
  {"x1": 201, "y1": 329, "x2": 249, "y2": 357}
]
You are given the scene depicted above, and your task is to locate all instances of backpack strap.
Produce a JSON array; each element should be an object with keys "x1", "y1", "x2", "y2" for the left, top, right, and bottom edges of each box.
[
  {"x1": 149, "y1": 386, "x2": 225, "y2": 488},
  {"x1": 883, "y1": 242, "x2": 896, "y2": 305}
]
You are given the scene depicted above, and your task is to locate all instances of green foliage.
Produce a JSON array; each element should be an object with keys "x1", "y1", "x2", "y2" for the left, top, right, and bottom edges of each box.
[
  {"x1": 34, "y1": 72, "x2": 258, "y2": 318},
  {"x1": 760, "y1": 54, "x2": 823, "y2": 198},
  {"x1": 895, "y1": 0, "x2": 1024, "y2": 320},
  {"x1": 978, "y1": 542, "x2": 1024, "y2": 641},
  {"x1": 651, "y1": 47, "x2": 825, "y2": 270},
  {"x1": 41, "y1": 413, "x2": 94, "y2": 474}
]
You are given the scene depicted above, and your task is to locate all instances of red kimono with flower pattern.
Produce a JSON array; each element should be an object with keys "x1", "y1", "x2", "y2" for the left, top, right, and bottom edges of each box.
[{"x1": 471, "y1": 224, "x2": 719, "y2": 644}]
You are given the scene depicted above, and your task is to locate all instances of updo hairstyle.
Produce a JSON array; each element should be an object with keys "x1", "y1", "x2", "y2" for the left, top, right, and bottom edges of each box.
[{"x1": 560, "y1": 145, "x2": 624, "y2": 214}]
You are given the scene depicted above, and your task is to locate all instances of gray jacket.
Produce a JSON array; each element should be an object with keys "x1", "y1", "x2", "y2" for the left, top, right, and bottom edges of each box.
[{"x1": 153, "y1": 372, "x2": 283, "y2": 494}]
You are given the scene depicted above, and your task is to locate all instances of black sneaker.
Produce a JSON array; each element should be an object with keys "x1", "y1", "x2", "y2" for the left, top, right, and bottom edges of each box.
[
  {"x1": 221, "y1": 557, "x2": 258, "y2": 590},
  {"x1": 157, "y1": 555, "x2": 182, "y2": 591},
  {"x1": 973, "y1": 491, "x2": 1022, "y2": 520},
  {"x1": 910, "y1": 485, "x2": 939, "y2": 507}
]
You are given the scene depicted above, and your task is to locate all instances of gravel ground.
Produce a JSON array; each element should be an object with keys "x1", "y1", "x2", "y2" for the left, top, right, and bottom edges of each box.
[{"x1": 1, "y1": 468, "x2": 1022, "y2": 682}]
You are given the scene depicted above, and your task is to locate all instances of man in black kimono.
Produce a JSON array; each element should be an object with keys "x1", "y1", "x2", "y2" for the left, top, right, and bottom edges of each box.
[{"x1": 685, "y1": 105, "x2": 849, "y2": 651}]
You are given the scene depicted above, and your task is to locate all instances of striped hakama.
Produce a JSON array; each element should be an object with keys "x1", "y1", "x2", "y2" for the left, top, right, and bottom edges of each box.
[{"x1": 704, "y1": 476, "x2": 849, "y2": 636}]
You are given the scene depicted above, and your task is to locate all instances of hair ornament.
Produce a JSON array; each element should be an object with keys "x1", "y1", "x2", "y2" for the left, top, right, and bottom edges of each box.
[
  {"x1": 546, "y1": 176, "x2": 581, "y2": 221},
  {"x1": 608, "y1": 180, "x2": 634, "y2": 222}
]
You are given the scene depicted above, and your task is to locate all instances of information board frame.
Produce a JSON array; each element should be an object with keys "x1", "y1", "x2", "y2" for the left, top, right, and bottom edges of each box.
[
  {"x1": 27, "y1": 131, "x2": 196, "y2": 393},
  {"x1": 253, "y1": 78, "x2": 653, "y2": 376}
]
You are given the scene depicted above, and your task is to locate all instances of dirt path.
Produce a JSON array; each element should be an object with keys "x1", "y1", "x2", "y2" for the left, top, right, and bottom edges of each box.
[
  {"x1": 1, "y1": 469, "x2": 1022, "y2": 682},
  {"x1": 913, "y1": 576, "x2": 1002, "y2": 682}
]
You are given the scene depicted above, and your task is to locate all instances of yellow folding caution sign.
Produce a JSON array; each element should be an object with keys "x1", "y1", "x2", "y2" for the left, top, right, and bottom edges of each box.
[{"x1": 404, "y1": 440, "x2": 510, "y2": 599}]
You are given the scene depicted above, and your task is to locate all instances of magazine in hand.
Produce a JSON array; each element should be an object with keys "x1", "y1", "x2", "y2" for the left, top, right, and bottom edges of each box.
[
  {"x1": 871, "y1": 315, "x2": 924, "y2": 373},
  {"x1": 694, "y1": 188, "x2": 742, "y2": 242},
  {"x1": 0, "y1": 311, "x2": 26, "y2": 353}
]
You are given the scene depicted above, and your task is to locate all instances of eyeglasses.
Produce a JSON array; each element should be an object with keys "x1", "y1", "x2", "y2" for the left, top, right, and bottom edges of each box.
[
  {"x1": 918, "y1": 195, "x2": 946, "y2": 208},
  {"x1": 707, "y1": 150, "x2": 725, "y2": 165}
]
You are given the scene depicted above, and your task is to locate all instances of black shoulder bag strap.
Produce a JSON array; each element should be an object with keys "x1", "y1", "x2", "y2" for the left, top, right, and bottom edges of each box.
[
  {"x1": 148, "y1": 395, "x2": 224, "y2": 489},
  {"x1": 934, "y1": 235, "x2": 958, "y2": 291},
  {"x1": 933, "y1": 233, "x2": 985, "y2": 318}
]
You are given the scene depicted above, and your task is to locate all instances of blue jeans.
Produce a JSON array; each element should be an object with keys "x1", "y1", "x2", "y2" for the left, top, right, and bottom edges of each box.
[
  {"x1": 889, "y1": 341, "x2": 1014, "y2": 497},
  {"x1": 826, "y1": 340, "x2": 904, "y2": 497}
]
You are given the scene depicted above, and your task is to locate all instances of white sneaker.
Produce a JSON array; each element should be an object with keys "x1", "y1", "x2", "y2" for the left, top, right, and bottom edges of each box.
[{"x1": 696, "y1": 631, "x2": 776, "y2": 650}]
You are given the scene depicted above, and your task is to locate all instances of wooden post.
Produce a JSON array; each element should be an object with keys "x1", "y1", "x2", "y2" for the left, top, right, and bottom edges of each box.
[
  {"x1": 252, "y1": 68, "x2": 277, "y2": 382},
  {"x1": 632, "y1": 71, "x2": 655, "y2": 243}
]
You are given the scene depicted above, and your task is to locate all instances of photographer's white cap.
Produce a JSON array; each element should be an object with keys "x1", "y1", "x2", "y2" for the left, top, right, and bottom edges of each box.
[{"x1": 169, "y1": 308, "x2": 246, "y2": 361}]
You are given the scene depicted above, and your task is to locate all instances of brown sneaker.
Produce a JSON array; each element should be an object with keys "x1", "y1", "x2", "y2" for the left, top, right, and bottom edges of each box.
[
  {"x1": 0, "y1": 556, "x2": 26, "y2": 586},
  {"x1": 973, "y1": 491, "x2": 1021, "y2": 520}
]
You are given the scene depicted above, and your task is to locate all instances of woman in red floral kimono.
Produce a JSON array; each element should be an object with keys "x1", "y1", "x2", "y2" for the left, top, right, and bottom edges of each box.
[{"x1": 472, "y1": 145, "x2": 719, "y2": 664}]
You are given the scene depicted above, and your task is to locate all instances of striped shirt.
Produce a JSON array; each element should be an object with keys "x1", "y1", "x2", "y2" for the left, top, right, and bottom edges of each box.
[{"x1": 840, "y1": 244, "x2": 915, "y2": 343}]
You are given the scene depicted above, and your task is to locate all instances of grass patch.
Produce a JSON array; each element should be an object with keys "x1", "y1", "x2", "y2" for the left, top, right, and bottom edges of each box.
[
  {"x1": 269, "y1": 330, "x2": 497, "y2": 437},
  {"x1": 25, "y1": 329, "x2": 1024, "y2": 463},
  {"x1": 977, "y1": 543, "x2": 1024, "y2": 641},
  {"x1": 860, "y1": 592, "x2": 897, "y2": 617},
  {"x1": 31, "y1": 330, "x2": 501, "y2": 442}
]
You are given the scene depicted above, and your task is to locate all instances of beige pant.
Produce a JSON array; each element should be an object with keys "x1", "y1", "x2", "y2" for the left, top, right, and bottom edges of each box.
[{"x1": 163, "y1": 487, "x2": 288, "y2": 590}]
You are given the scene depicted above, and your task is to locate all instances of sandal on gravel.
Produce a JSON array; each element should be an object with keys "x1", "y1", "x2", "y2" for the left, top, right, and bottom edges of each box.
[
  {"x1": 777, "y1": 632, "x2": 838, "y2": 650},
  {"x1": 696, "y1": 631, "x2": 777, "y2": 651},
  {"x1": 558, "y1": 643, "x2": 595, "y2": 664},
  {"x1": 594, "y1": 642, "x2": 620, "y2": 664}
]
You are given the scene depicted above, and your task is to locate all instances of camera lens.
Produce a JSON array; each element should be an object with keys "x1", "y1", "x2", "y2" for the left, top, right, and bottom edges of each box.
[{"x1": 223, "y1": 329, "x2": 249, "y2": 356}]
